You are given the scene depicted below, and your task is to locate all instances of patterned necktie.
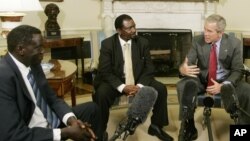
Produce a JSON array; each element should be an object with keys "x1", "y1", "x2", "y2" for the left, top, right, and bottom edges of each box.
[
  {"x1": 124, "y1": 43, "x2": 135, "y2": 85},
  {"x1": 27, "y1": 71, "x2": 60, "y2": 128},
  {"x1": 208, "y1": 43, "x2": 217, "y2": 87}
]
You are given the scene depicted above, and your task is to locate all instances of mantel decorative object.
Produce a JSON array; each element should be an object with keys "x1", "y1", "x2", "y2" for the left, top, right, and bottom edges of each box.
[{"x1": 44, "y1": 3, "x2": 61, "y2": 39}]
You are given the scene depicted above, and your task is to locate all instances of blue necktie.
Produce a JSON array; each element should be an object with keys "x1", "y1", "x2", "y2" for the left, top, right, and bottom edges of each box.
[{"x1": 27, "y1": 71, "x2": 60, "y2": 128}]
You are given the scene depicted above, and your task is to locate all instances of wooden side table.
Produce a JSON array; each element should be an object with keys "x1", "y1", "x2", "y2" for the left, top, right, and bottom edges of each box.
[
  {"x1": 45, "y1": 60, "x2": 77, "y2": 106},
  {"x1": 43, "y1": 36, "x2": 84, "y2": 79}
]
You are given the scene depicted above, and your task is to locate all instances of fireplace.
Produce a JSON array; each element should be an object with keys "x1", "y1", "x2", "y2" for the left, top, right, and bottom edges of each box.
[
  {"x1": 99, "y1": 0, "x2": 217, "y2": 76},
  {"x1": 137, "y1": 29, "x2": 192, "y2": 76}
]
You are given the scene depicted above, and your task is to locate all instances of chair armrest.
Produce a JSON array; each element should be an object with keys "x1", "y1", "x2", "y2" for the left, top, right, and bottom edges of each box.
[
  {"x1": 243, "y1": 64, "x2": 250, "y2": 82},
  {"x1": 243, "y1": 64, "x2": 250, "y2": 75}
]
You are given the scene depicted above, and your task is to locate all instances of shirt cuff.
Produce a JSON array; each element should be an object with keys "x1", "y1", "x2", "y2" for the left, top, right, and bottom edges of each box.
[
  {"x1": 137, "y1": 83, "x2": 144, "y2": 88},
  {"x1": 53, "y1": 129, "x2": 61, "y2": 141},
  {"x1": 63, "y1": 112, "x2": 76, "y2": 126},
  {"x1": 117, "y1": 84, "x2": 126, "y2": 93}
]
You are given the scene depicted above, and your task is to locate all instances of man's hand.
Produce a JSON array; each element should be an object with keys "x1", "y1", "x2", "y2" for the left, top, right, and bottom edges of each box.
[
  {"x1": 206, "y1": 78, "x2": 222, "y2": 95},
  {"x1": 179, "y1": 57, "x2": 200, "y2": 77},
  {"x1": 123, "y1": 85, "x2": 140, "y2": 96},
  {"x1": 62, "y1": 117, "x2": 97, "y2": 141}
]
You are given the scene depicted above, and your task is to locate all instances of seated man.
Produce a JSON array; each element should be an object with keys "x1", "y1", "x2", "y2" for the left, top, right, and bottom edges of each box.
[
  {"x1": 0, "y1": 25, "x2": 105, "y2": 141},
  {"x1": 177, "y1": 14, "x2": 250, "y2": 141},
  {"x1": 93, "y1": 14, "x2": 173, "y2": 141}
]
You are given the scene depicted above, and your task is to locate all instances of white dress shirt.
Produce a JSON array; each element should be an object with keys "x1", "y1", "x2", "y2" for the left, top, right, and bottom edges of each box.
[
  {"x1": 117, "y1": 36, "x2": 144, "y2": 93},
  {"x1": 9, "y1": 53, "x2": 75, "y2": 141}
]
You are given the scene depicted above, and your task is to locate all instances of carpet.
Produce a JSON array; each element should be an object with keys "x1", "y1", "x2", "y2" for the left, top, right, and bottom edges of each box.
[{"x1": 64, "y1": 90, "x2": 232, "y2": 141}]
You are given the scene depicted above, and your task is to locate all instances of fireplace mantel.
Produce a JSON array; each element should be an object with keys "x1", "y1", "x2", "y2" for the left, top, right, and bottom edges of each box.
[
  {"x1": 114, "y1": 0, "x2": 219, "y2": 1},
  {"x1": 101, "y1": 0, "x2": 218, "y2": 37}
]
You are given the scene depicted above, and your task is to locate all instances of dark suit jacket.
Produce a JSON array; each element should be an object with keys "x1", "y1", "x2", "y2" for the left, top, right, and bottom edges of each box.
[
  {"x1": 0, "y1": 53, "x2": 72, "y2": 141},
  {"x1": 187, "y1": 33, "x2": 243, "y2": 86},
  {"x1": 94, "y1": 33, "x2": 155, "y2": 90}
]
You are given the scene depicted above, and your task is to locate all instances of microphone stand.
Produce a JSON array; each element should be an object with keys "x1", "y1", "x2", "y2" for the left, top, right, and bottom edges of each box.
[
  {"x1": 228, "y1": 100, "x2": 250, "y2": 124},
  {"x1": 109, "y1": 118, "x2": 127, "y2": 141},
  {"x1": 202, "y1": 97, "x2": 214, "y2": 141},
  {"x1": 203, "y1": 106, "x2": 213, "y2": 141},
  {"x1": 109, "y1": 117, "x2": 141, "y2": 141}
]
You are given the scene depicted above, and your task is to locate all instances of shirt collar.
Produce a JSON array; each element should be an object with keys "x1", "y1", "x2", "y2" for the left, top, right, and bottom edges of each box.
[
  {"x1": 214, "y1": 37, "x2": 222, "y2": 48},
  {"x1": 118, "y1": 36, "x2": 132, "y2": 47},
  {"x1": 8, "y1": 52, "x2": 30, "y2": 76}
]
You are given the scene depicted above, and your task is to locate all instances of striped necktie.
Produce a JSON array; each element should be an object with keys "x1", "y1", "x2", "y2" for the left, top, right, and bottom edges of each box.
[{"x1": 27, "y1": 71, "x2": 60, "y2": 128}]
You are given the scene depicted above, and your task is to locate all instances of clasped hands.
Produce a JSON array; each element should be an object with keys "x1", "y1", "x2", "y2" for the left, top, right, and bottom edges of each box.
[
  {"x1": 180, "y1": 57, "x2": 222, "y2": 95},
  {"x1": 123, "y1": 85, "x2": 140, "y2": 96},
  {"x1": 61, "y1": 117, "x2": 97, "y2": 141}
]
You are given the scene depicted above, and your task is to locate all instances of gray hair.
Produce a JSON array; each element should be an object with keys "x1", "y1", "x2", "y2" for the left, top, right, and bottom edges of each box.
[{"x1": 205, "y1": 14, "x2": 226, "y2": 32}]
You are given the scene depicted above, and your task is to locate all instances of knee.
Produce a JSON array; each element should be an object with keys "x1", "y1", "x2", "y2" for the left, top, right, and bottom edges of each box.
[
  {"x1": 84, "y1": 102, "x2": 101, "y2": 115},
  {"x1": 177, "y1": 78, "x2": 197, "y2": 91},
  {"x1": 94, "y1": 88, "x2": 109, "y2": 102},
  {"x1": 151, "y1": 83, "x2": 167, "y2": 99}
]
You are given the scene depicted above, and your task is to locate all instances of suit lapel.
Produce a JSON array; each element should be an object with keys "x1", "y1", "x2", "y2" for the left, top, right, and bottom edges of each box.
[
  {"x1": 202, "y1": 43, "x2": 211, "y2": 65},
  {"x1": 219, "y1": 35, "x2": 228, "y2": 61},
  {"x1": 114, "y1": 35, "x2": 125, "y2": 73},
  {"x1": 131, "y1": 40, "x2": 137, "y2": 66},
  {"x1": 131, "y1": 39, "x2": 140, "y2": 77},
  {"x1": 5, "y1": 54, "x2": 33, "y2": 102}
]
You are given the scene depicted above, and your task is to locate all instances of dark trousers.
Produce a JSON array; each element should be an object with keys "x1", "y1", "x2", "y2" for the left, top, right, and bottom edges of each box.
[
  {"x1": 177, "y1": 77, "x2": 250, "y2": 124},
  {"x1": 93, "y1": 79, "x2": 169, "y2": 131},
  {"x1": 59, "y1": 102, "x2": 104, "y2": 141}
]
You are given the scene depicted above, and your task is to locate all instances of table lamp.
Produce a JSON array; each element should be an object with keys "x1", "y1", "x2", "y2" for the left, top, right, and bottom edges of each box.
[{"x1": 0, "y1": 0, "x2": 43, "y2": 38}]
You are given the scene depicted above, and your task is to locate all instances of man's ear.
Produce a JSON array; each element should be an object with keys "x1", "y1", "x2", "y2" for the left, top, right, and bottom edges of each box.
[
  {"x1": 117, "y1": 29, "x2": 121, "y2": 35},
  {"x1": 16, "y1": 44, "x2": 25, "y2": 56}
]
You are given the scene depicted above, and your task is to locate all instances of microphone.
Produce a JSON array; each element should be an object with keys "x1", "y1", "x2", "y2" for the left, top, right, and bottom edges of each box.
[
  {"x1": 109, "y1": 86, "x2": 158, "y2": 141},
  {"x1": 179, "y1": 80, "x2": 197, "y2": 141},
  {"x1": 221, "y1": 83, "x2": 250, "y2": 124},
  {"x1": 203, "y1": 96, "x2": 214, "y2": 141},
  {"x1": 182, "y1": 80, "x2": 197, "y2": 119},
  {"x1": 203, "y1": 96, "x2": 214, "y2": 108}
]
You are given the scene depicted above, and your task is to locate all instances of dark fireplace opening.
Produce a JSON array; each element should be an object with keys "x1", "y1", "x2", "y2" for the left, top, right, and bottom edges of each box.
[{"x1": 137, "y1": 28, "x2": 192, "y2": 77}]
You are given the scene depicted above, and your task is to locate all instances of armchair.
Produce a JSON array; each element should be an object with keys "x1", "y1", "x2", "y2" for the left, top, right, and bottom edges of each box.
[
  {"x1": 193, "y1": 31, "x2": 250, "y2": 141},
  {"x1": 90, "y1": 30, "x2": 133, "y2": 108}
]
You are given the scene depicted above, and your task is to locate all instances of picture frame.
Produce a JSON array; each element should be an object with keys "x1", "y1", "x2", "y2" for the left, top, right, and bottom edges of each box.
[{"x1": 40, "y1": 0, "x2": 63, "y2": 2}]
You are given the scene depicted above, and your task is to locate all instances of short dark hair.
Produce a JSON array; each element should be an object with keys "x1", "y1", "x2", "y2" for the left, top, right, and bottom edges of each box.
[
  {"x1": 114, "y1": 14, "x2": 133, "y2": 30},
  {"x1": 7, "y1": 25, "x2": 41, "y2": 52}
]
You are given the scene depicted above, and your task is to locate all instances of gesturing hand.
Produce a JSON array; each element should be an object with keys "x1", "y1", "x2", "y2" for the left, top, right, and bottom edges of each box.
[
  {"x1": 179, "y1": 57, "x2": 200, "y2": 77},
  {"x1": 206, "y1": 78, "x2": 222, "y2": 95}
]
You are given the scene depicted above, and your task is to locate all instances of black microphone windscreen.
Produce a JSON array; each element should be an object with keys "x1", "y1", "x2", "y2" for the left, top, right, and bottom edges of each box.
[
  {"x1": 127, "y1": 86, "x2": 158, "y2": 123},
  {"x1": 203, "y1": 96, "x2": 214, "y2": 108},
  {"x1": 221, "y1": 83, "x2": 238, "y2": 113},
  {"x1": 182, "y1": 80, "x2": 197, "y2": 108}
]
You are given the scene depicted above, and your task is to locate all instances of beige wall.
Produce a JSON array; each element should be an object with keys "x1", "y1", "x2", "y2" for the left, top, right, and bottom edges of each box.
[
  {"x1": 2, "y1": 0, "x2": 250, "y2": 34},
  {"x1": 22, "y1": 0, "x2": 102, "y2": 31},
  {"x1": 218, "y1": 0, "x2": 250, "y2": 32}
]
